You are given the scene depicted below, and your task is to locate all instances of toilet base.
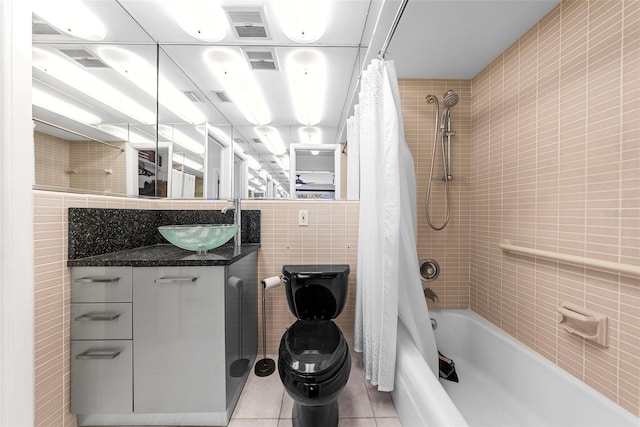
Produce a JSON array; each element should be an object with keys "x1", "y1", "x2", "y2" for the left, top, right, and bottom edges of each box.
[{"x1": 292, "y1": 400, "x2": 338, "y2": 427}]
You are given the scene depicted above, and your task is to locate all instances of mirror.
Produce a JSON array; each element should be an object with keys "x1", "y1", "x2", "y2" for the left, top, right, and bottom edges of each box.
[{"x1": 31, "y1": 0, "x2": 383, "y2": 200}]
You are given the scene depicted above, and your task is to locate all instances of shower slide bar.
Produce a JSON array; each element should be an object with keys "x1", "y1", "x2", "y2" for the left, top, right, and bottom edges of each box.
[{"x1": 499, "y1": 239, "x2": 640, "y2": 278}]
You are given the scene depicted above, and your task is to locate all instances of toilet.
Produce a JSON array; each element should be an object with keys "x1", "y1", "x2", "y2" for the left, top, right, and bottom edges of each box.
[{"x1": 278, "y1": 265, "x2": 351, "y2": 427}]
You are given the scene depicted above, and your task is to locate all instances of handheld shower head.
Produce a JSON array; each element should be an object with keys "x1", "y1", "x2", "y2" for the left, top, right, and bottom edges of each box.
[
  {"x1": 443, "y1": 90, "x2": 459, "y2": 109},
  {"x1": 426, "y1": 94, "x2": 438, "y2": 104}
]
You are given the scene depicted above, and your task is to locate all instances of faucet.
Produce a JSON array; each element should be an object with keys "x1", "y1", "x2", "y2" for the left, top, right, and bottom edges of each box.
[
  {"x1": 222, "y1": 198, "x2": 241, "y2": 249},
  {"x1": 424, "y1": 287, "x2": 439, "y2": 303}
]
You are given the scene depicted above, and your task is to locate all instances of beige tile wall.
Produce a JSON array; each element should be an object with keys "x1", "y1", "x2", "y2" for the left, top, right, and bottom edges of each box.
[
  {"x1": 34, "y1": 131, "x2": 71, "y2": 188},
  {"x1": 399, "y1": 79, "x2": 472, "y2": 309},
  {"x1": 470, "y1": 0, "x2": 640, "y2": 416}
]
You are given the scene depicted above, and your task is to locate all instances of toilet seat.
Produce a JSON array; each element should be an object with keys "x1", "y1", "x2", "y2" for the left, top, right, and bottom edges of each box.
[{"x1": 280, "y1": 320, "x2": 348, "y2": 382}]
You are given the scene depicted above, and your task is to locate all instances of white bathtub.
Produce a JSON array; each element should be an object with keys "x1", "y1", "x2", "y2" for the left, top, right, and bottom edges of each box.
[{"x1": 392, "y1": 310, "x2": 639, "y2": 427}]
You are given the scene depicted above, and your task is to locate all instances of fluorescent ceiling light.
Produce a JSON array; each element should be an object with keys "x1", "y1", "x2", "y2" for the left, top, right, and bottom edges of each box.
[
  {"x1": 273, "y1": 0, "x2": 330, "y2": 43},
  {"x1": 274, "y1": 154, "x2": 290, "y2": 171},
  {"x1": 33, "y1": 47, "x2": 155, "y2": 124},
  {"x1": 311, "y1": 150, "x2": 320, "y2": 156},
  {"x1": 244, "y1": 154, "x2": 261, "y2": 171},
  {"x1": 32, "y1": 88, "x2": 101, "y2": 124},
  {"x1": 97, "y1": 124, "x2": 155, "y2": 144},
  {"x1": 204, "y1": 48, "x2": 271, "y2": 125},
  {"x1": 33, "y1": 0, "x2": 106, "y2": 41},
  {"x1": 172, "y1": 153, "x2": 203, "y2": 171},
  {"x1": 98, "y1": 46, "x2": 204, "y2": 125},
  {"x1": 159, "y1": 125, "x2": 204, "y2": 155},
  {"x1": 286, "y1": 50, "x2": 326, "y2": 126},
  {"x1": 255, "y1": 126, "x2": 286, "y2": 155},
  {"x1": 164, "y1": 0, "x2": 227, "y2": 42},
  {"x1": 299, "y1": 126, "x2": 322, "y2": 144}
]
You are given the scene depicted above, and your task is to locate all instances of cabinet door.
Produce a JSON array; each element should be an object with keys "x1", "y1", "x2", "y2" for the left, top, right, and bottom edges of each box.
[
  {"x1": 71, "y1": 266, "x2": 132, "y2": 303},
  {"x1": 71, "y1": 340, "x2": 133, "y2": 414},
  {"x1": 133, "y1": 267, "x2": 226, "y2": 413}
]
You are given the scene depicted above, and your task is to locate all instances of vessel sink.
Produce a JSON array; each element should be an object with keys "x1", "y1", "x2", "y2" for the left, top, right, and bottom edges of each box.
[{"x1": 158, "y1": 224, "x2": 237, "y2": 254}]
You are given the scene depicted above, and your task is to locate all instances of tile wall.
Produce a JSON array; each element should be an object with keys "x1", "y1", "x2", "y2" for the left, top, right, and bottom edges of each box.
[
  {"x1": 34, "y1": 132, "x2": 70, "y2": 189},
  {"x1": 469, "y1": 0, "x2": 640, "y2": 416},
  {"x1": 399, "y1": 79, "x2": 472, "y2": 309}
]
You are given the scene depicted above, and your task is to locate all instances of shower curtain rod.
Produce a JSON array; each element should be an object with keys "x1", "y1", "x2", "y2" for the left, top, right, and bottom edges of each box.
[{"x1": 378, "y1": 0, "x2": 410, "y2": 59}]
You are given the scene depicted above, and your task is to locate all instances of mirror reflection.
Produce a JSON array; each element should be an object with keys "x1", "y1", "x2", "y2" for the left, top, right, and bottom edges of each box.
[{"x1": 31, "y1": 0, "x2": 378, "y2": 200}]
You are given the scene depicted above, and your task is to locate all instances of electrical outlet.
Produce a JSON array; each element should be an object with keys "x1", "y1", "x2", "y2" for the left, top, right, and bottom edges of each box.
[{"x1": 298, "y1": 209, "x2": 309, "y2": 226}]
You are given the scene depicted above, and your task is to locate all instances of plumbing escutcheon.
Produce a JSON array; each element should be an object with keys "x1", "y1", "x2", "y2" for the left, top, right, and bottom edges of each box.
[{"x1": 420, "y1": 259, "x2": 440, "y2": 281}]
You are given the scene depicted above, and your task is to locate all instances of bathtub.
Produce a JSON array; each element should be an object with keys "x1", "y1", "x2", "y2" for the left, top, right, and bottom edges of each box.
[{"x1": 392, "y1": 310, "x2": 639, "y2": 427}]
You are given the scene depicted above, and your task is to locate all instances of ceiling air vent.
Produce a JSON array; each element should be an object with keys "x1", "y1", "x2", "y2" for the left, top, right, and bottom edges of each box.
[
  {"x1": 245, "y1": 49, "x2": 278, "y2": 71},
  {"x1": 32, "y1": 22, "x2": 61, "y2": 35},
  {"x1": 225, "y1": 7, "x2": 270, "y2": 39},
  {"x1": 252, "y1": 138, "x2": 263, "y2": 144},
  {"x1": 213, "y1": 91, "x2": 231, "y2": 103},
  {"x1": 58, "y1": 48, "x2": 109, "y2": 68}
]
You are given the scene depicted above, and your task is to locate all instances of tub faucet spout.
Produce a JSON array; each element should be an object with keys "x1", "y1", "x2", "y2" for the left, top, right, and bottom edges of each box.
[
  {"x1": 222, "y1": 198, "x2": 241, "y2": 249},
  {"x1": 424, "y1": 287, "x2": 439, "y2": 303}
]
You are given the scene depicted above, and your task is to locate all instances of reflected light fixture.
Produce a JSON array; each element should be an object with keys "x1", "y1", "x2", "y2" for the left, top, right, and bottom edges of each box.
[
  {"x1": 165, "y1": 0, "x2": 227, "y2": 42},
  {"x1": 255, "y1": 126, "x2": 286, "y2": 155},
  {"x1": 32, "y1": 88, "x2": 101, "y2": 125},
  {"x1": 97, "y1": 124, "x2": 155, "y2": 145},
  {"x1": 159, "y1": 125, "x2": 205, "y2": 156},
  {"x1": 298, "y1": 126, "x2": 322, "y2": 144},
  {"x1": 286, "y1": 50, "x2": 326, "y2": 126},
  {"x1": 311, "y1": 150, "x2": 320, "y2": 156},
  {"x1": 172, "y1": 153, "x2": 203, "y2": 171},
  {"x1": 274, "y1": 154, "x2": 290, "y2": 171},
  {"x1": 33, "y1": 47, "x2": 155, "y2": 124},
  {"x1": 244, "y1": 154, "x2": 262, "y2": 171},
  {"x1": 273, "y1": 0, "x2": 330, "y2": 43},
  {"x1": 204, "y1": 48, "x2": 271, "y2": 125},
  {"x1": 98, "y1": 46, "x2": 205, "y2": 125},
  {"x1": 33, "y1": 0, "x2": 106, "y2": 41}
]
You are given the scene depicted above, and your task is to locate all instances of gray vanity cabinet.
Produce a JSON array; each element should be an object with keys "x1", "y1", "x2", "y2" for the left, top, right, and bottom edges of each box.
[{"x1": 132, "y1": 266, "x2": 226, "y2": 413}]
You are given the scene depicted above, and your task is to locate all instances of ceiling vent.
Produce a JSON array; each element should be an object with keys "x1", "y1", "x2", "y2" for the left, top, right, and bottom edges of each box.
[
  {"x1": 213, "y1": 91, "x2": 231, "y2": 103},
  {"x1": 32, "y1": 14, "x2": 61, "y2": 35},
  {"x1": 244, "y1": 49, "x2": 278, "y2": 71},
  {"x1": 225, "y1": 7, "x2": 270, "y2": 39},
  {"x1": 252, "y1": 138, "x2": 263, "y2": 144},
  {"x1": 58, "y1": 48, "x2": 109, "y2": 68},
  {"x1": 183, "y1": 91, "x2": 202, "y2": 102}
]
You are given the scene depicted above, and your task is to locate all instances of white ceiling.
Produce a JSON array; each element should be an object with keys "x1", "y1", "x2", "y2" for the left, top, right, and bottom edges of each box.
[{"x1": 32, "y1": 0, "x2": 559, "y2": 187}]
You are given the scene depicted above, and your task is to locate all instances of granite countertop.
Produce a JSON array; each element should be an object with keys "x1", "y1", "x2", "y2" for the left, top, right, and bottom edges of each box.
[{"x1": 67, "y1": 243, "x2": 260, "y2": 267}]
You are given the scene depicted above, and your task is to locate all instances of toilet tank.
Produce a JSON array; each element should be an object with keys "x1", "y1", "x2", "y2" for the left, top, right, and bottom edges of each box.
[{"x1": 282, "y1": 265, "x2": 350, "y2": 320}]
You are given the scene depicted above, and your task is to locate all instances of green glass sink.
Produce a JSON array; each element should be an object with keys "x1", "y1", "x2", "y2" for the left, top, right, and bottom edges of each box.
[{"x1": 158, "y1": 224, "x2": 237, "y2": 254}]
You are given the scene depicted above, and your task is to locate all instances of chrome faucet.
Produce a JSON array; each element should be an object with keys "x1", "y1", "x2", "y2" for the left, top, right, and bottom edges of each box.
[
  {"x1": 424, "y1": 287, "x2": 439, "y2": 303},
  {"x1": 222, "y1": 198, "x2": 241, "y2": 249}
]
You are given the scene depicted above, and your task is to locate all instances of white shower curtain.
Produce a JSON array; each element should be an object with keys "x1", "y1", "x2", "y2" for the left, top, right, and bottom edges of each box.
[{"x1": 354, "y1": 59, "x2": 438, "y2": 391}]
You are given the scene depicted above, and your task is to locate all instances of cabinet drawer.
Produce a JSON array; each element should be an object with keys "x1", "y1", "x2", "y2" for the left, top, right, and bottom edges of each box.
[
  {"x1": 71, "y1": 340, "x2": 132, "y2": 415},
  {"x1": 71, "y1": 303, "x2": 132, "y2": 340},
  {"x1": 71, "y1": 267, "x2": 132, "y2": 303}
]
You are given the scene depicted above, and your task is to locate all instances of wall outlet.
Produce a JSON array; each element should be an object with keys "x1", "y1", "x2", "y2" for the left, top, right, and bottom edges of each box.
[{"x1": 298, "y1": 209, "x2": 309, "y2": 226}]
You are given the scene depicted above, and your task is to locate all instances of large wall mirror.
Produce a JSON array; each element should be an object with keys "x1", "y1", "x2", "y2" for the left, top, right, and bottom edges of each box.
[{"x1": 31, "y1": 0, "x2": 388, "y2": 200}]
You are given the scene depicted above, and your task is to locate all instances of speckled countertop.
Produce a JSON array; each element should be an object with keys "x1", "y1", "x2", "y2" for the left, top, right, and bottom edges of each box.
[{"x1": 67, "y1": 243, "x2": 260, "y2": 267}]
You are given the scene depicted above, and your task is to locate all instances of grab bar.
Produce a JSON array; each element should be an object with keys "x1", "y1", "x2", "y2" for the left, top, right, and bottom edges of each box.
[{"x1": 499, "y1": 240, "x2": 640, "y2": 277}]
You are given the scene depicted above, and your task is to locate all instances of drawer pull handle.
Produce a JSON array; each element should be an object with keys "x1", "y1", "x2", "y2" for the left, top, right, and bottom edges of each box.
[
  {"x1": 75, "y1": 276, "x2": 120, "y2": 284},
  {"x1": 74, "y1": 312, "x2": 121, "y2": 322},
  {"x1": 154, "y1": 276, "x2": 198, "y2": 284},
  {"x1": 75, "y1": 349, "x2": 121, "y2": 360}
]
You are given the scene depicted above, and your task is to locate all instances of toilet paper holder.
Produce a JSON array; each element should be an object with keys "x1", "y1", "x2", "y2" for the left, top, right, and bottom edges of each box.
[{"x1": 557, "y1": 302, "x2": 608, "y2": 347}]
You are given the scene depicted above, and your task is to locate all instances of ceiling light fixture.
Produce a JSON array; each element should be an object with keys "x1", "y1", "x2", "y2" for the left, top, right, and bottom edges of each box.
[
  {"x1": 98, "y1": 46, "x2": 205, "y2": 125},
  {"x1": 286, "y1": 50, "x2": 326, "y2": 126},
  {"x1": 273, "y1": 0, "x2": 330, "y2": 43},
  {"x1": 311, "y1": 150, "x2": 320, "y2": 156},
  {"x1": 33, "y1": 0, "x2": 106, "y2": 41},
  {"x1": 33, "y1": 47, "x2": 155, "y2": 124},
  {"x1": 159, "y1": 125, "x2": 205, "y2": 156},
  {"x1": 97, "y1": 124, "x2": 155, "y2": 144},
  {"x1": 32, "y1": 88, "x2": 101, "y2": 124},
  {"x1": 164, "y1": 0, "x2": 228, "y2": 42},
  {"x1": 204, "y1": 48, "x2": 271, "y2": 125},
  {"x1": 244, "y1": 154, "x2": 261, "y2": 171},
  {"x1": 255, "y1": 126, "x2": 286, "y2": 155},
  {"x1": 298, "y1": 126, "x2": 322, "y2": 144},
  {"x1": 274, "y1": 154, "x2": 290, "y2": 171},
  {"x1": 172, "y1": 153, "x2": 203, "y2": 171}
]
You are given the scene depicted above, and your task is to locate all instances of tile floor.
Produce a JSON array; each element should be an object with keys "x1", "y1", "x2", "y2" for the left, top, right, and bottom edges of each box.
[{"x1": 230, "y1": 354, "x2": 400, "y2": 427}]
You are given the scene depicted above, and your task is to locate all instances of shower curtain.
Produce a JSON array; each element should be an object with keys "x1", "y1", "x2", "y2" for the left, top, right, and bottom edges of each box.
[{"x1": 353, "y1": 59, "x2": 438, "y2": 391}]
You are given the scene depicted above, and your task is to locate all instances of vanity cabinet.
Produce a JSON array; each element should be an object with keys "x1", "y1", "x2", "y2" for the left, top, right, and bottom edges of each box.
[{"x1": 69, "y1": 250, "x2": 258, "y2": 425}]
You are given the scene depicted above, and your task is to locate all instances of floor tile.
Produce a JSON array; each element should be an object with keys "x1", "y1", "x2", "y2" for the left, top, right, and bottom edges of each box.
[
  {"x1": 228, "y1": 419, "x2": 279, "y2": 427},
  {"x1": 365, "y1": 381, "x2": 397, "y2": 418},
  {"x1": 232, "y1": 359, "x2": 284, "y2": 419},
  {"x1": 374, "y1": 417, "x2": 402, "y2": 427},
  {"x1": 337, "y1": 418, "x2": 377, "y2": 427}
]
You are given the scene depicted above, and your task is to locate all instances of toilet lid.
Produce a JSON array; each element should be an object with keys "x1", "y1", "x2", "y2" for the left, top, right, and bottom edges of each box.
[{"x1": 280, "y1": 320, "x2": 348, "y2": 377}]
